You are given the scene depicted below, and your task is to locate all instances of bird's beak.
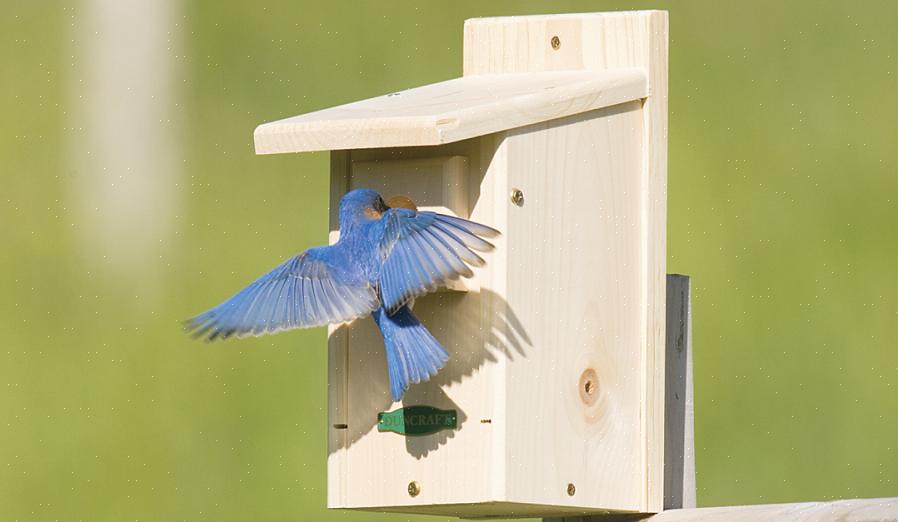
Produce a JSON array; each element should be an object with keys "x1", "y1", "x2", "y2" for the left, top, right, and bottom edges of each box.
[{"x1": 386, "y1": 195, "x2": 418, "y2": 211}]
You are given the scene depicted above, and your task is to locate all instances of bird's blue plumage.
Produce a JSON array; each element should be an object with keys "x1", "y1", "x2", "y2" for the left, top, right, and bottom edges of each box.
[
  {"x1": 373, "y1": 305, "x2": 449, "y2": 401},
  {"x1": 187, "y1": 188, "x2": 499, "y2": 401}
]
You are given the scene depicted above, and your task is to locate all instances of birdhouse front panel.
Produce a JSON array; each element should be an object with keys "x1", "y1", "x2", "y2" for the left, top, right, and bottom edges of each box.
[{"x1": 327, "y1": 136, "x2": 511, "y2": 514}]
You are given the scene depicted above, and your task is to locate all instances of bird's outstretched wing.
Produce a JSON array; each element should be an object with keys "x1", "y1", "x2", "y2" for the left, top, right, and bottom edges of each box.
[
  {"x1": 378, "y1": 209, "x2": 499, "y2": 314},
  {"x1": 186, "y1": 247, "x2": 379, "y2": 340}
]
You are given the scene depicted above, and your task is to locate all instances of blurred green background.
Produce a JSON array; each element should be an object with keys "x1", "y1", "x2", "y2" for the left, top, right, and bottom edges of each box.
[{"x1": 3, "y1": 0, "x2": 897, "y2": 520}]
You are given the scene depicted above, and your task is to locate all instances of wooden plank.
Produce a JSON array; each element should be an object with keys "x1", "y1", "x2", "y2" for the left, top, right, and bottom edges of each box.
[
  {"x1": 664, "y1": 275, "x2": 695, "y2": 510},
  {"x1": 326, "y1": 150, "x2": 351, "y2": 508},
  {"x1": 466, "y1": 10, "x2": 668, "y2": 513},
  {"x1": 641, "y1": 14, "x2": 670, "y2": 513},
  {"x1": 644, "y1": 498, "x2": 898, "y2": 522},
  {"x1": 502, "y1": 102, "x2": 647, "y2": 511},
  {"x1": 358, "y1": 500, "x2": 622, "y2": 519},
  {"x1": 253, "y1": 68, "x2": 647, "y2": 154},
  {"x1": 350, "y1": 156, "x2": 469, "y2": 217},
  {"x1": 547, "y1": 498, "x2": 898, "y2": 522},
  {"x1": 327, "y1": 137, "x2": 508, "y2": 512},
  {"x1": 546, "y1": 274, "x2": 691, "y2": 522}
]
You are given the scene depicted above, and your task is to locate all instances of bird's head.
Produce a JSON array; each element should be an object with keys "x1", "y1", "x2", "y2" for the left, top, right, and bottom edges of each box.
[{"x1": 338, "y1": 189, "x2": 389, "y2": 229}]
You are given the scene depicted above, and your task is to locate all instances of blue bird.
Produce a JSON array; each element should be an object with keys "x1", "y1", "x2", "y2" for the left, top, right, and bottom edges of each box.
[{"x1": 186, "y1": 188, "x2": 500, "y2": 401}]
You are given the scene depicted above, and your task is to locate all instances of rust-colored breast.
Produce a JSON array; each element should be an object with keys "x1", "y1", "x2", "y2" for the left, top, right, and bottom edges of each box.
[
  {"x1": 363, "y1": 207, "x2": 383, "y2": 220},
  {"x1": 386, "y1": 195, "x2": 418, "y2": 211}
]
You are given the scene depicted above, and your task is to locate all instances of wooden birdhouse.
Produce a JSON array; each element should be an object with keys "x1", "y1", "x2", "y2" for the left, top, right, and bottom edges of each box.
[{"x1": 254, "y1": 11, "x2": 669, "y2": 518}]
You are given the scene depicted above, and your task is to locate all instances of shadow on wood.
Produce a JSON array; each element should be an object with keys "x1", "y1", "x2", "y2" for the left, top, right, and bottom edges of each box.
[{"x1": 328, "y1": 288, "x2": 531, "y2": 456}]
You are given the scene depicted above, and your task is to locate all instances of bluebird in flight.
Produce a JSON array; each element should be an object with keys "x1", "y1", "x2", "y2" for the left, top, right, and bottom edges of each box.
[{"x1": 186, "y1": 189, "x2": 499, "y2": 401}]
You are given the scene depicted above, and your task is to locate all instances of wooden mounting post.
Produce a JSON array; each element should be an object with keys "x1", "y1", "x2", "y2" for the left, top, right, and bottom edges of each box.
[{"x1": 664, "y1": 275, "x2": 696, "y2": 510}]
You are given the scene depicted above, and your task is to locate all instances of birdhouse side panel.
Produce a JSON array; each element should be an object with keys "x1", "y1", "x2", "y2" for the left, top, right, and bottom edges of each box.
[{"x1": 502, "y1": 101, "x2": 650, "y2": 511}]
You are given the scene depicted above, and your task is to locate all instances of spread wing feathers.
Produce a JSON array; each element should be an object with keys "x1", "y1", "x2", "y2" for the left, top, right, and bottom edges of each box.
[
  {"x1": 186, "y1": 248, "x2": 379, "y2": 341},
  {"x1": 379, "y1": 209, "x2": 500, "y2": 314}
]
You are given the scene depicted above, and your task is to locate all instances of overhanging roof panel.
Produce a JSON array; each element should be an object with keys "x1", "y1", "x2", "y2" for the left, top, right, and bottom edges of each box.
[{"x1": 254, "y1": 68, "x2": 648, "y2": 154}]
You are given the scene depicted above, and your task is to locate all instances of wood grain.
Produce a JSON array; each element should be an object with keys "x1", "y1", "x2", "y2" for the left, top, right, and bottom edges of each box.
[
  {"x1": 548, "y1": 498, "x2": 898, "y2": 522},
  {"x1": 549, "y1": 274, "x2": 693, "y2": 522},
  {"x1": 350, "y1": 156, "x2": 469, "y2": 218},
  {"x1": 316, "y1": 10, "x2": 668, "y2": 518},
  {"x1": 647, "y1": 498, "x2": 898, "y2": 522},
  {"x1": 466, "y1": 10, "x2": 669, "y2": 513},
  {"x1": 326, "y1": 136, "x2": 511, "y2": 512},
  {"x1": 254, "y1": 69, "x2": 647, "y2": 154},
  {"x1": 326, "y1": 150, "x2": 351, "y2": 508},
  {"x1": 502, "y1": 101, "x2": 645, "y2": 511}
]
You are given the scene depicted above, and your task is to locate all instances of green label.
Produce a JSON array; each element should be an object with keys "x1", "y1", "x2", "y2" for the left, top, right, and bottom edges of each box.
[{"x1": 377, "y1": 405, "x2": 457, "y2": 436}]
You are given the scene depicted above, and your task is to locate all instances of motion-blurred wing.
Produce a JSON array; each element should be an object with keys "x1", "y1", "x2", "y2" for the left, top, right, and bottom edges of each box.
[
  {"x1": 379, "y1": 209, "x2": 499, "y2": 314},
  {"x1": 186, "y1": 247, "x2": 379, "y2": 340}
]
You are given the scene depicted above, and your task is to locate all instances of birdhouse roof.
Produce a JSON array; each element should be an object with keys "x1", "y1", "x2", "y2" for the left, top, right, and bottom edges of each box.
[{"x1": 253, "y1": 68, "x2": 647, "y2": 154}]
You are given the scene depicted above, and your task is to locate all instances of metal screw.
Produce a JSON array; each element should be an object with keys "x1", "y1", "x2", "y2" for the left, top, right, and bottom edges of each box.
[
  {"x1": 551, "y1": 36, "x2": 561, "y2": 50},
  {"x1": 510, "y1": 188, "x2": 525, "y2": 206},
  {"x1": 567, "y1": 483, "x2": 576, "y2": 496},
  {"x1": 408, "y1": 481, "x2": 421, "y2": 497}
]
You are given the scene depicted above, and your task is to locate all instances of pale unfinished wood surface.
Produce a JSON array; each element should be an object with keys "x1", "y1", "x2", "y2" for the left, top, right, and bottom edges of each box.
[
  {"x1": 254, "y1": 68, "x2": 647, "y2": 154},
  {"x1": 548, "y1": 498, "x2": 898, "y2": 522},
  {"x1": 327, "y1": 137, "x2": 511, "y2": 513},
  {"x1": 549, "y1": 274, "x2": 694, "y2": 522},
  {"x1": 326, "y1": 150, "x2": 351, "y2": 508},
  {"x1": 350, "y1": 156, "x2": 469, "y2": 218},
  {"x1": 502, "y1": 102, "x2": 645, "y2": 511},
  {"x1": 648, "y1": 498, "x2": 898, "y2": 522},
  {"x1": 467, "y1": 10, "x2": 669, "y2": 513},
  {"x1": 326, "y1": 101, "x2": 664, "y2": 515},
  {"x1": 321, "y1": 10, "x2": 668, "y2": 518},
  {"x1": 664, "y1": 275, "x2": 695, "y2": 510}
]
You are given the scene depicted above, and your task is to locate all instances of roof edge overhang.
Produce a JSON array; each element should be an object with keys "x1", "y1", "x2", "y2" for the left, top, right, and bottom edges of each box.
[{"x1": 253, "y1": 68, "x2": 647, "y2": 154}]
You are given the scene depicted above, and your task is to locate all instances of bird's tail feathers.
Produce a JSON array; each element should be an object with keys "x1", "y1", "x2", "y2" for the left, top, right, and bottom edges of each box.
[{"x1": 373, "y1": 306, "x2": 448, "y2": 402}]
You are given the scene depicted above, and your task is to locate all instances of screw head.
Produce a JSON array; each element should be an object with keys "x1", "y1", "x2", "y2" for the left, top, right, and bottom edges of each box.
[
  {"x1": 551, "y1": 35, "x2": 561, "y2": 50},
  {"x1": 510, "y1": 188, "x2": 525, "y2": 207},
  {"x1": 567, "y1": 482, "x2": 576, "y2": 496},
  {"x1": 408, "y1": 481, "x2": 421, "y2": 497}
]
